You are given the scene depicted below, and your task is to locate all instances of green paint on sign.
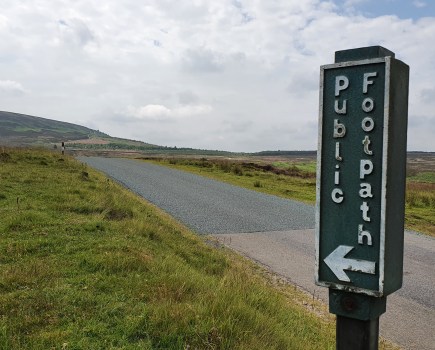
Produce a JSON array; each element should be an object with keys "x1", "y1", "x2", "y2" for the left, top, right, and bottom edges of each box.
[{"x1": 315, "y1": 47, "x2": 409, "y2": 297}]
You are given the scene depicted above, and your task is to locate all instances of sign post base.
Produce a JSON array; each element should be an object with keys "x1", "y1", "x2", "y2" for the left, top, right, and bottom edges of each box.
[
  {"x1": 329, "y1": 289, "x2": 386, "y2": 350},
  {"x1": 337, "y1": 315, "x2": 379, "y2": 350}
]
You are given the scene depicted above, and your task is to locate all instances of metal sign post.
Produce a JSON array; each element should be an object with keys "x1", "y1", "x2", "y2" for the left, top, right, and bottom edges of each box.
[{"x1": 315, "y1": 46, "x2": 409, "y2": 349}]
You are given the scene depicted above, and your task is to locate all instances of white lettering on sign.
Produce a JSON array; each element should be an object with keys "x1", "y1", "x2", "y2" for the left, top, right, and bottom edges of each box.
[
  {"x1": 360, "y1": 201, "x2": 371, "y2": 222},
  {"x1": 331, "y1": 75, "x2": 349, "y2": 205},
  {"x1": 335, "y1": 76, "x2": 349, "y2": 96},
  {"x1": 358, "y1": 225, "x2": 373, "y2": 246},
  {"x1": 360, "y1": 160, "x2": 374, "y2": 179},
  {"x1": 362, "y1": 98, "x2": 375, "y2": 113},
  {"x1": 335, "y1": 168, "x2": 340, "y2": 185},
  {"x1": 362, "y1": 117, "x2": 374, "y2": 132},
  {"x1": 331, "y1": 188, "x2": 344, "y2": 203},
  {"x1": 359, "y1": 76, "x2": 376, "y2": 248},
  {"x1": 359, "y1": 183, "x2": 373, "y2": 198},
  {"x1": 362, "y1": 136, "x2": 373, "y2": 155},
  {"x1": 334, "y1": 119, "x2": 346, "y2": 138},
  {"x1": 335, "y1": 99, "x2": 347, "y2": 114},
  {"x1": 335, "y1": 142, "x2": 342, "y2": 161},
  {"x1": 324, "y1": 69, "x2": 382, "y2": 285},
  {"x1": 363, "y1": 72, "x2": 377, "y2": 93}
]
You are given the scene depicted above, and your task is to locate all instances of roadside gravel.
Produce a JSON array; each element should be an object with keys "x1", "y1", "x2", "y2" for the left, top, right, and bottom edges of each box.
[{"x1": 77, "y1": 156, "x2": 315, "y2": 234}]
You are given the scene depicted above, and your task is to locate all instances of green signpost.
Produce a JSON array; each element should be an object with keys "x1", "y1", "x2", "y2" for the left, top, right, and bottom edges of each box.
[{"x1": 315, "y1": 46, "x2": 409, "y2": 349}]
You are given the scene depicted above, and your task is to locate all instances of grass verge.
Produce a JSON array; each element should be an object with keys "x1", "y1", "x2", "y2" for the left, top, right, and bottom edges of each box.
[
  {"x1": 141, "y1": 157, "x2": 435, "y2": 237},
  {"x1": 0, "y1": 148, "x2": 340, "y2": 349},
  {"x1": 405, "y1": 182, "x2": 435, "y2": 236},
  {"x1": 143, "y1": 158, "x2": 316, "y2": 204},
  {"x1": 0, "y1": 149, "x2": 402, "y2": 349}
]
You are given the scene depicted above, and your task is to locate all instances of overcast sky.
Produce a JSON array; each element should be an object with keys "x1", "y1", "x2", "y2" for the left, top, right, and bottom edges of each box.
[{"x1": 1, "y1": 0, "x2": 434, "y2": 152}]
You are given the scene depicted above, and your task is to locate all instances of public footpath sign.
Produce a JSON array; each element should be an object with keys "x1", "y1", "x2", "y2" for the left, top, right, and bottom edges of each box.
[{"x1": 315, "y1": 46, "x2": 409, "y2": 299}]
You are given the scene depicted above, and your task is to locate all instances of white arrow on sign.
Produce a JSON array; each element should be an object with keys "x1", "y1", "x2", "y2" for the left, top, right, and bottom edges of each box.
[{"x1": 324, "y1": 245, "x2": 376, "y2": 282}]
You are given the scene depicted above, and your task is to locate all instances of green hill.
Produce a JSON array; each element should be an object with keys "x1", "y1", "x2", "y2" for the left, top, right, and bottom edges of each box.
[
  {"x1": 0, "y1": 111, "x2": 111, "y2": 146},
  {"x1": 0, "y1": 111, "x2": 233, "y2": 155},
  {"x1": 0, "y1": 111, "x2": 165, "y2": 151}
]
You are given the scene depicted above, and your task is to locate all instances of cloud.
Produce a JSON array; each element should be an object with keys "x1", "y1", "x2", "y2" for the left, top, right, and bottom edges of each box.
[
  {"x1": 56, "y1": 18, "x2": 96, "y2": 48},
  {"x1": 344, "y1": 0, "x2": 369, "y2": 7},
  {"x1": 0, "y1": 80, "x2": 26, "y2": 94},
  {"x1": 130, "y1": 105, "x2": 171, "y2": 119},
  {"x1": 407, "y1": 115, "x2": 435, "y2": 150},
  {"x1": 178, "y1": 91, "x2": 199, "y2": 105},
  {"x1": 182, "y1": 48, "x2": 224, "y2": 73},
  {"x1": 413, "y1": 1, "x2": 427, "y2": 8},
  {"x1": 174, "y1": 104, "x2": 213, "y2": 117},
  {"x1": 0, "y1": 14, "x2": 8, "y2": 30},
  {"x1": 0, "y1": 1, "x2": 434, "y2": 151},
  {"x1": 221, "y1": 119, "x2": 253, "y2": 133},
  {"x1": 125, "y1": 104, "x2": 213, "y2": 121},
  {"x1": 420, "y1": 88, "x2": 435, "y2": 104}
]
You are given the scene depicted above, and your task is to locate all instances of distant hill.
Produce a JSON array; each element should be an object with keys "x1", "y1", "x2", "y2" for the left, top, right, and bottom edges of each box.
[
  {"x1": 252, "y1": 150, "x2": 317, "y2": 157},
  {"x1": 1, "y1": 111, "x2": 337, "y2": 157},
  {"x1": 0, "y1": 111, "x2": 234, "y2": 156},
  {"x1": 0, "y1": 111, "x2": 109, "y2": 146}
]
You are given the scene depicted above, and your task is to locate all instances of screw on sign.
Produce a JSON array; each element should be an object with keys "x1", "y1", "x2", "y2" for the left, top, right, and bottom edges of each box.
[{"x1": 315, "y1": 46, "x2": 409, "y2": 349}]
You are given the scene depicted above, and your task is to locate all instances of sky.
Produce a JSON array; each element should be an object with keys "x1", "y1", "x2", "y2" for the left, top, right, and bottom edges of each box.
[{"x1": 0, "y1": 0, "x2": 434, "y2": 152}]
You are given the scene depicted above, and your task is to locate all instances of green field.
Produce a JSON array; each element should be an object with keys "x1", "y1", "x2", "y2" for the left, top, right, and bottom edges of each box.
[
  {"x1": 0, "y1": 149, "x2": 403, "y2": 349},
  {"x1": 144, "y1": 158, "x2": 317, "y2": 204},
  {"x1": 1, "y1": 149, "x2": 332, "y2": 349},
  {"x1": 144, "y1": 157, "x2": 435, "y2": 237}
]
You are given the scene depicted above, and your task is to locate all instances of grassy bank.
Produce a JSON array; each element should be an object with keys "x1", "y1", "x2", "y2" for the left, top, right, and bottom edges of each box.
[
  {"x1": 405, "y1": 181, "x2": 435, "y2": 236},
  {"x1": 142, "y1": 158, "x2": 317, "y2": 204},
  {"x1": 0, "y1": 148, "x2": 341, "y2": 349},
  {"x1": 142, "y1": 157, "x2": 435, "y2": 237}
]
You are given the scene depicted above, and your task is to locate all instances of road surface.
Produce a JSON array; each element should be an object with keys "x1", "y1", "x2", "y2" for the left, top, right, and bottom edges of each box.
[{"x1": 78, "y1": 157, "x2": 435, "y2": 350}]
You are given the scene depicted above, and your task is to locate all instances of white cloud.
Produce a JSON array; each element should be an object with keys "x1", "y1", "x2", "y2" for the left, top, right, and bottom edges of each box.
[
  {"x1": 125, "y1": 104, "x2": 212, "y2": 121},
  {"x1": 0, "y1": 14, "x2": 8, "y2": 30},
  {"x1": 183, "y1": 48, "x2": 224, "y2": 73},
  {"x1": 0, "y1": 0, "x2": 433, "y2": 151},
  {"x1": 420, "y1": 88, "x2": 435, "y2": 104},
  {"x1": 174, "y1": 104, "x2": 213, "y2": 117},
  {"x1": 178, "y1": 90, "x2": 199, "y2": 105},
  {"x1": 413, "y1": 1, "x2": 427, "y2": 8},
  {"x1": 344, "y1": 0, "x2": 369, "y2": 7},
  {"x1": 129, "y1": 105, "x2": 171, "y2": 120},
  {"x1": 0, "y1": 80, "x2": 26, "y2": 94},
  {"x1": 55, "y1": 18, "x2": 96, "y2": 48}
]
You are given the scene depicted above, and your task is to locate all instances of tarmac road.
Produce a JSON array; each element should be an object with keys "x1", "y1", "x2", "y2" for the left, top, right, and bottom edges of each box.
[
  {"x1": 213, "y1": 230, "x2": 435, "y2": 350},
  {"x1": 79, "y1": 157, "x2": 435, "y2": 350},
  {"x1": 77, "y1": 157, "x2": 315, "y2": 233}
]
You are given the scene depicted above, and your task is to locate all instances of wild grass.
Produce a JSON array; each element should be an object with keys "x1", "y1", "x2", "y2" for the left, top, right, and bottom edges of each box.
[
  {"x1": 407, "y1": 171, "x2": 435, "y2": 184},
  {"x1": 405, "y1": 182, "x2": 435, "y2": 236},
  {"x1": 272, "y1": 161, "x2": 317, "y2": 173},
  {"x1": 145, "y1": 157, "x2": 435, "y2": 237},
  {"x1": 0, "y1": 148, "x2": 348, "y2": 349},
  {"x1": 146, "y1": 158, "x2": 316, "y2": 204}
]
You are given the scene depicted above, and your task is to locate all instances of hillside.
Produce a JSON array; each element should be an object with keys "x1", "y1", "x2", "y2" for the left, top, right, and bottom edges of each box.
[
  {"x1": 0, "y1": 111, "x2": 111, "y2": 146},
  {"x1": 0, "y1": 111, "x2": 172, "y2": 153},
  {"x1": 0, "y1": 111, "x2": 234, "y2": 156}
]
